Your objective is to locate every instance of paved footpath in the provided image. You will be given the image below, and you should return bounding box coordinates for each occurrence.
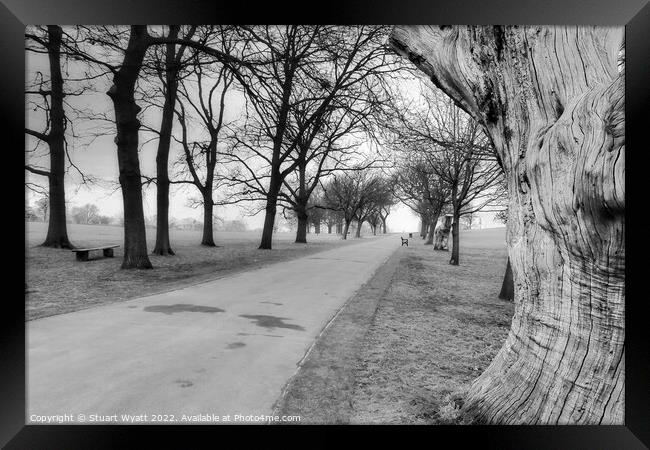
[27,235,398,424]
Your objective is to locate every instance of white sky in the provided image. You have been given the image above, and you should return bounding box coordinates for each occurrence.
[25,26,504,232]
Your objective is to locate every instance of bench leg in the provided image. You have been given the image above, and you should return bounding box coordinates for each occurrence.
[76,251,89,262]
[103,248,114,258]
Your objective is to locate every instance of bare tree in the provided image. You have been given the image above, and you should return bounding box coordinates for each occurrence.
[145,25,197,255]
[392,25,624,424]
[25,26,74,249]
[386,85,503,263]
[58,25,249,267]
[392,159,450,245]
[322,170,386,240]
[216,26,399,249]
[172,45,235,247]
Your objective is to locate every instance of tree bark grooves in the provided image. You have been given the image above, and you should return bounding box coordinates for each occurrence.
[107,26,153,269]
[391,26,624,424]
[41,26,73,249]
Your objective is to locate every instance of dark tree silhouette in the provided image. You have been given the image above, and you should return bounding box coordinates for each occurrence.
[149,25,197,255]
[25,26,74,249]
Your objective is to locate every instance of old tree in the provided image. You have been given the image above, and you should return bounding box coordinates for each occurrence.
[391,26,624,424]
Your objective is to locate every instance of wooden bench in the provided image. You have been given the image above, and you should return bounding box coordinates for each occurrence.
[401,237,409,247]
[71,245,119,261]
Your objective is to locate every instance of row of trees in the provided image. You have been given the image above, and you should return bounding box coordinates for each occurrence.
[25,26,404,269]
[385,82,505,265]
[25,25,505,272]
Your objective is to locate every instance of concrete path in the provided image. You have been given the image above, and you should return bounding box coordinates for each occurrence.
[27,235,398,424]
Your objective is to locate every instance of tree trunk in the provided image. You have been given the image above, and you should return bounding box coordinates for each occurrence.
[341,220,351,240]
[201,194,216,247]
[41,26,73,249]
[382,218,387,234]
[391,26,624,424]
[419,214,428,238]
[355,220,363,238]
[424,214,439,245]
[434,215,452,250]
[327,223,333,234]
[499,257,514,301]
[314,221,320,234]
[449,210,460,265]
[259,181,280,249]
[152,26,180,256]
[295,204,308,244]
[106,26,153,269]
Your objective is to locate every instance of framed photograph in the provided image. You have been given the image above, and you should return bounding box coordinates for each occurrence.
[4,0,648,447]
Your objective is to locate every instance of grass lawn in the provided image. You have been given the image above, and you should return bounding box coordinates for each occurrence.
[25,222,363,321]
[274,227,514,424]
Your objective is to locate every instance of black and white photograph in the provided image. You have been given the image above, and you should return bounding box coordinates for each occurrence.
[7,1,646,442]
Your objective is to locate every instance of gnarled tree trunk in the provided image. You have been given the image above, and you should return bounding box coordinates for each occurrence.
[391,26,624,424]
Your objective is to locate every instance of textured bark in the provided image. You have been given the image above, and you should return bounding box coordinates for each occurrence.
[355,220,363,238]
[40,26,73,249]
[107,26,153,269]
[391,26,624,424]
[434,215,452,250]
[381,218,387,234]
[499,257,515,301]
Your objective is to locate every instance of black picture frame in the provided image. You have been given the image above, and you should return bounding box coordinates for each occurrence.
[4,0,648,447]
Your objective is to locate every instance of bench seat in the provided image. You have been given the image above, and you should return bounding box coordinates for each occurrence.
[71,245,119,261]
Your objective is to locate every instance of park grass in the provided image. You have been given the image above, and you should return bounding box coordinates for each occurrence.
[25,222,362,321]
[274,227,514,424]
